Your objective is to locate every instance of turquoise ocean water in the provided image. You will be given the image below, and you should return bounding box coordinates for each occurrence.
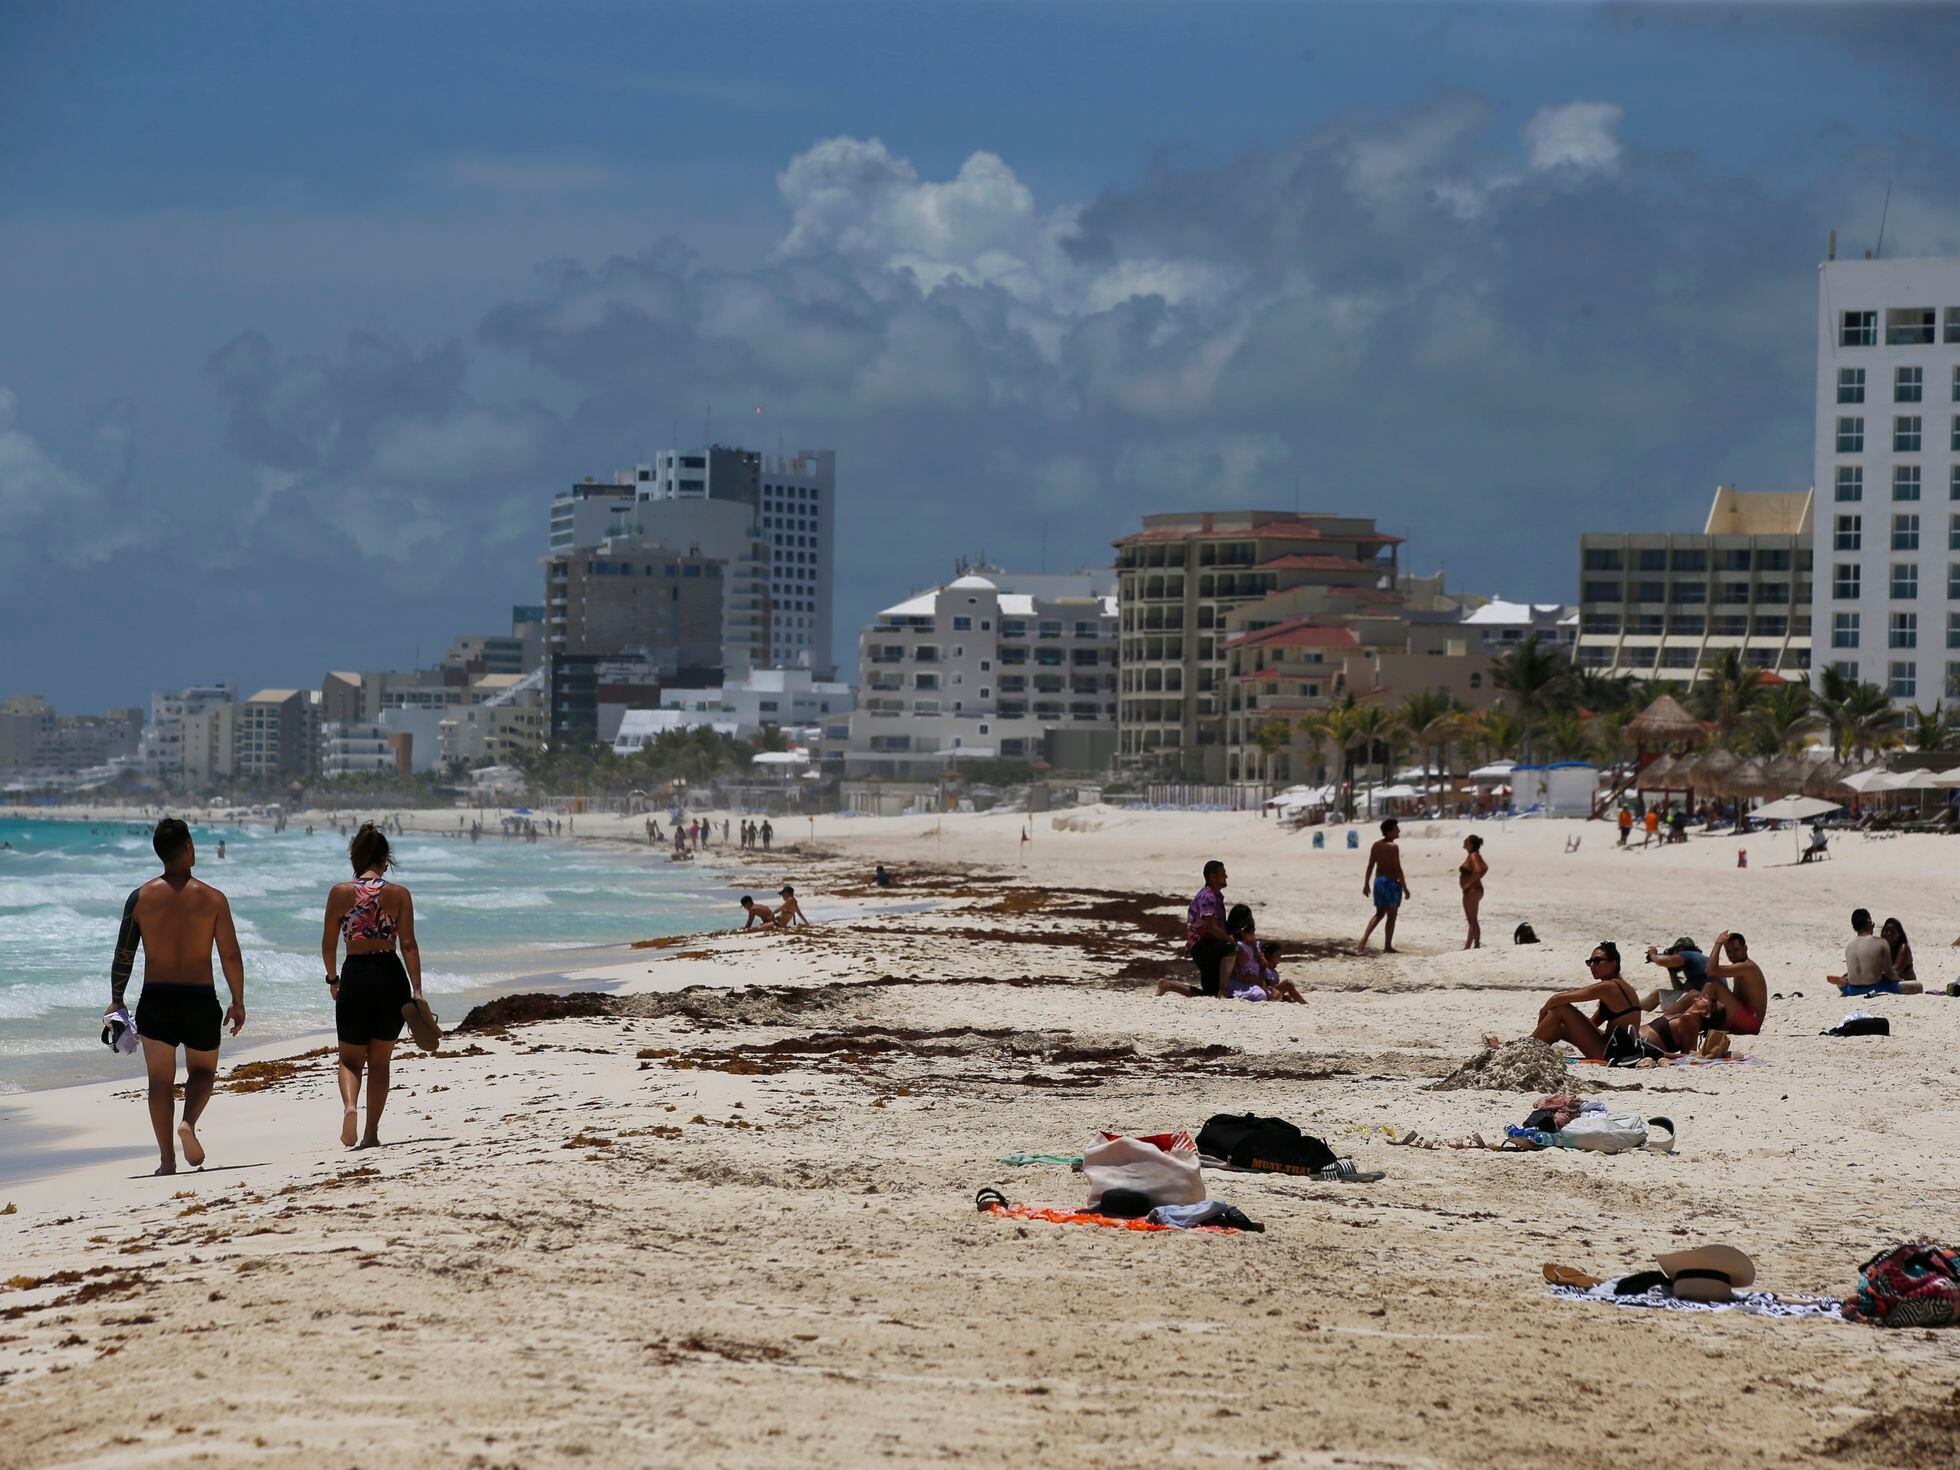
[0,817,726,1092]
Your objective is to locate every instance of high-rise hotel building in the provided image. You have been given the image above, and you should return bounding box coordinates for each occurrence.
[1812,257,1960,703]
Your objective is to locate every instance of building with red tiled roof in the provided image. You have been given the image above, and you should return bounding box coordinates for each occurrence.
[1114,509,1406,778]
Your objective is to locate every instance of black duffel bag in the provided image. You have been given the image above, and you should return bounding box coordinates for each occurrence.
[1196,1112,1337,1176]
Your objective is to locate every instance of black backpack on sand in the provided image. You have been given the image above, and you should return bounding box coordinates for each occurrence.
[1196,1112,1338,1176]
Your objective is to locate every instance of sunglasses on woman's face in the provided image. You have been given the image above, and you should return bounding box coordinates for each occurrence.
[1587,954,1610,965]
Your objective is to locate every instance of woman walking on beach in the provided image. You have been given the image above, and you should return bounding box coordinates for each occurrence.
[1458,834,1488,950]
[321,823,422,1149]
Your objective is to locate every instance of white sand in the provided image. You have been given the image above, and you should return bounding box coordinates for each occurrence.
[3,808,1958,1467]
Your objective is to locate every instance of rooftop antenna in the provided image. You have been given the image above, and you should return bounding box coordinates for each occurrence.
[1827,228,1836,262]
[1875,179,1892,260]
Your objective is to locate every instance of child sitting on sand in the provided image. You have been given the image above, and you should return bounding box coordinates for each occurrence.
[1222,905,1305,1003]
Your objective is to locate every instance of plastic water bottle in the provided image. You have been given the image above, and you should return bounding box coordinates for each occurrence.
[1737,848,1748,869]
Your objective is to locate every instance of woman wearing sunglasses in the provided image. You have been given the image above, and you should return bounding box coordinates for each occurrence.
[1526,942,1651,1060]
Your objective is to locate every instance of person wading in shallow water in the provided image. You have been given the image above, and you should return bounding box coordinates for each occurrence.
[322,823,423,1150]
[104,818,247,1175]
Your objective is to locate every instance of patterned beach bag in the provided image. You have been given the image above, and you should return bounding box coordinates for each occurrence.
[1843,1240,1960,1328]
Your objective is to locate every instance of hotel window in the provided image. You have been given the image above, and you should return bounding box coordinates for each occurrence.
[1888,308,1936,346]
[1660,648,1698,669]
[1890,661,1917,699]
[1838,367,1865,404]
[1582,548,1624,571]
[1837,417,1864,452]
[1891,563,1919,599]
[1954,364,1960,401]
[1834,564,1861,599]
[1841,310,1876,347]
[1893,514,1920,550]
[1951,563,1960,599]
[1633,580,1667,603]
[1670,614,1705,636]
[1895,415,1922,452]
[1890,612,1918,649]
[1952,414,1960,452]
[1583,580,1622,603]
[1951,513,1960,550]
[1835,466,1863,502]
[1834,515,1862,550]
[1896,366,1924,403]
[1671,581,1706,604]
[1832,612,1860,649]
[1954,464,1960,501]
[1671,548,1707,572]
[1951,613,1960,650]
[1833,659,1859,679]
[1717,581,1753,605]
[1895,465,1922,501]
[1754,616,1789,638]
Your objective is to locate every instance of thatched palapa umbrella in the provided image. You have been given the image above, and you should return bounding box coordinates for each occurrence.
[1626,694,1704,752]
[1636,753,1677,791]
[1692,748,1740,797]
[1724,757,1776,800]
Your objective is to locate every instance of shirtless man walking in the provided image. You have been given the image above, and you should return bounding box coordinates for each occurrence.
[1358,819,1410,954]
[103,818,246,1175]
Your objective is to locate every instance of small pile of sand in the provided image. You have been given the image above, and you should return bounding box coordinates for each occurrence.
[1428,1038,1578,1094]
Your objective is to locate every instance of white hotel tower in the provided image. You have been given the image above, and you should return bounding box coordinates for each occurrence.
[1812,255,1960,704]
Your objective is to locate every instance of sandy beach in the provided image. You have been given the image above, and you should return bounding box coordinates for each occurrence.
[4,806,1958,1467]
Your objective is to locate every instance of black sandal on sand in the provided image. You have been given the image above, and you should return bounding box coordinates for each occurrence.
[1313,1159,1385,1183]
[975,1188,1008,1212]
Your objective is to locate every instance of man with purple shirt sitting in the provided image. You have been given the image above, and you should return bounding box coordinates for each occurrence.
[1158,859,1234,998]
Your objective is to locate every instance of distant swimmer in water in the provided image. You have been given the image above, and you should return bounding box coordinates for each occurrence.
[739,895,776,930]
[217,840,226,860]
[104,818,247,1175]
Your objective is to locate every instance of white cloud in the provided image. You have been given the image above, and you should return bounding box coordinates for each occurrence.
[1524,102,1625,174]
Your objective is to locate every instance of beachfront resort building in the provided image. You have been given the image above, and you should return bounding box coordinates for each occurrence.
[234,689,315,782]
[137,682,236,779]
[1113,511,1407,779]
[838,567,1118,784]
[1576,486,1814,681]
[180,704,235,785]
[1807,254,1960,703]
[551,445,835,675]
[544,541,728,682]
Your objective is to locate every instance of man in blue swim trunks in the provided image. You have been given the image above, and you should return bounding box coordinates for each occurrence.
[1357,819,1409,954]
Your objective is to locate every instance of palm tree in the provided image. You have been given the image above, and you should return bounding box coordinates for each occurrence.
[1250,718,1293,781]
[1907,703,1950,754]
[1831,682,1903,763]
[1344,703,1398,812]
[1571,667,1636,716]
[1543,708,1593,761]
[1749,682,1819,756]
[1473,709,1524,763]
[1395,689,1461,809]
[1293,711,1335,785]
[1590,707,1632,772]
[1694,649,1764,750]
[1490,634,1570,760]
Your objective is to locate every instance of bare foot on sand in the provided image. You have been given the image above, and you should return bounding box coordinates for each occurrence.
[153,1162,176,1176]
[341,1107,359,1147]
[353,1136,383,1151]
[177,1121,205,1168]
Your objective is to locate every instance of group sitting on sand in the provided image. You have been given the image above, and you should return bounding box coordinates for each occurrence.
[1156,859,1304,1003]
[1502,931,1771,1065]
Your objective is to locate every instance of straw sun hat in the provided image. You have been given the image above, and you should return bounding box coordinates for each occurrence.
[1659,1245,1755,1302]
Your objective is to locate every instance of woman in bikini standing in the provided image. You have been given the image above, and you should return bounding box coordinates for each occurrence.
[321,823,423,1149]
[1458,834,1488,949]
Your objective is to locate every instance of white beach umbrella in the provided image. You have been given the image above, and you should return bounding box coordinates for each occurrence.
[1752,795,1841,822]
[1840,769,1894,793]
[1886,768,1947,790]
[1928,767,1960,788]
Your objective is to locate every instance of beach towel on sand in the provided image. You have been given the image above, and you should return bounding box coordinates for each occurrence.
[980,1202,1246,1236]
[1568,1054,1763,1069]
[1548,1278,1840,1320]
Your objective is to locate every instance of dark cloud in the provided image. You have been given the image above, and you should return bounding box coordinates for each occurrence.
[8,88,1960,707]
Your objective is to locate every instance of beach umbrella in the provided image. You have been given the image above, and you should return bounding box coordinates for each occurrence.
[1841,769,1893,793]
[1635,753,1676,791]
[1927,767,1960,788]
[1886,768,1947,790]
[1726,757,1777,799]
[1753,793,1843,859]
[1626,693,1705,750]
[1693,749,1740,796]
[1802,760,1856,798]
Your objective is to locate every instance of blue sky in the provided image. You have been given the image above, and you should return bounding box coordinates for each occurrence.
[4,1,1959,709]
